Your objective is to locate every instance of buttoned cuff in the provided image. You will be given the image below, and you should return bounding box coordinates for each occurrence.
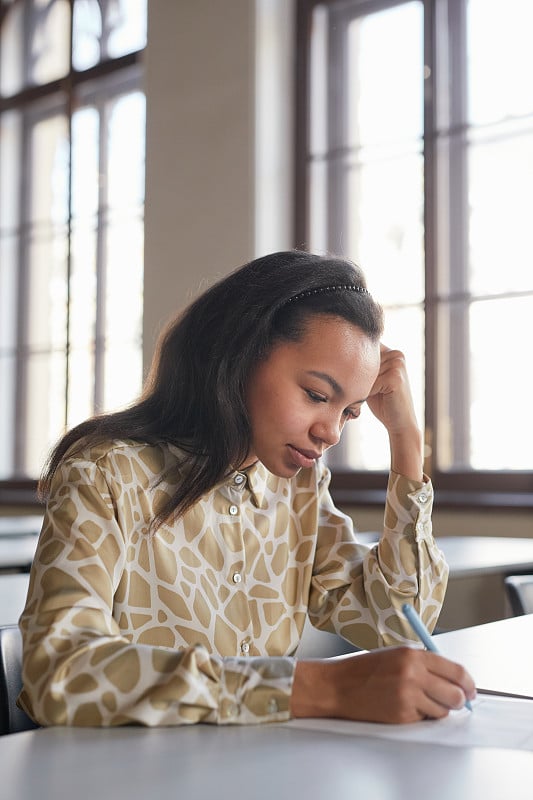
[384,471,434,537]
[217,656,295,725]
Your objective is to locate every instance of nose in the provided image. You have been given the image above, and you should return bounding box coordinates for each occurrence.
[310,414,343,448]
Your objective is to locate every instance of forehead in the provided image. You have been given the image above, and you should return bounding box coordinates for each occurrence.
[267,315,380,388]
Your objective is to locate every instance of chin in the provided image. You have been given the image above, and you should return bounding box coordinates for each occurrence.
[260,455,302,479]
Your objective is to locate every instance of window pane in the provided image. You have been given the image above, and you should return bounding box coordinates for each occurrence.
[71,106,100,218]
[30,114,69,225]
[72,0,103,71]
[27,114,69,350]
[69,226,97,349]
[347,2,423,148]
[0,1,24,96]
[30,0,71,86]
[27,232,69,350]
[0,235,18,352]
[70,105,98,358]
[72,0,147,69]
[105,217,143,347]
[107,91,146,210]
[467,0,533,126]
[103,90,145,410]
[468,122,533,295]
[308,160,328,254]
[67,346,95,429]
[347,148,424,305]
[0,354,15,478]
[24,350,67,476]
[0,112,22,230]
[106,0,147,59]
[470,297,533,469]
[103,342,143,412]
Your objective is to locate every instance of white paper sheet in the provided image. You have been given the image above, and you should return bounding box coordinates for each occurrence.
[284,694,533,751]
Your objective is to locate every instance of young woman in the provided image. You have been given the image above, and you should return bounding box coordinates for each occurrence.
[19,250,475,728]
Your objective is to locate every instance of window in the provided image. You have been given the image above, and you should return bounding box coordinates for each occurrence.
[0,0,146,502]
[296,0,533,506]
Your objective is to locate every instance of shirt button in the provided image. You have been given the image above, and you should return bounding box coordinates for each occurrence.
[241,641,250,655]
[234,474,245,485]
[418,492,428,503]
[224,702,238,718]
[229,504,239,516]
[232,572,242,584]
[267,698,279,714]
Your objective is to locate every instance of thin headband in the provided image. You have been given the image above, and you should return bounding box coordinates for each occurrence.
[286,284,370,304]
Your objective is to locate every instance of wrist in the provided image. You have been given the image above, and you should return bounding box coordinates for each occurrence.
[389,427,424,482]
[291,659,339,719]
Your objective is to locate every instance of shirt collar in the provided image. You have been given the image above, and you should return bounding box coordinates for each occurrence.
[166,442,271,510]
[236,460,270,509]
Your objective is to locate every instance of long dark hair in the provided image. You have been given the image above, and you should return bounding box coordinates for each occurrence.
[39,250,383,525]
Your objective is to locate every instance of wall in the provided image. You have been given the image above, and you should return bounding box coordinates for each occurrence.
[143,0,294,366]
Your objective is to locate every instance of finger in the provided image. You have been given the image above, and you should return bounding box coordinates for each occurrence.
[425,653,477,699]
[370,361,407,395]
[425,674,471,713]
[379,345,404,366]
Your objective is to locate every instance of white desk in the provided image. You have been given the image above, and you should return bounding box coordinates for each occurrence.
[0,716,532,800]
[1,617,533,799]
[437,613,533,698]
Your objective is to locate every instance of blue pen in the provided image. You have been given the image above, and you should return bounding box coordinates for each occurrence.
[401,603,473,712]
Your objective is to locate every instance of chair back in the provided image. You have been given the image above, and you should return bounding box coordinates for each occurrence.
[0,625,39,734]
[504,575,533,616]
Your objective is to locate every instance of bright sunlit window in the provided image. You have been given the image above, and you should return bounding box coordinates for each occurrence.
[0,0,146,486]
[298,0,533,503]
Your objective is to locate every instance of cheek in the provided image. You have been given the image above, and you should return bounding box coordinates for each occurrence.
[252,388,306,438]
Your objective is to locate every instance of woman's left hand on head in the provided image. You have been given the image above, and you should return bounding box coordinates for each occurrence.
[366,345,418,435]
[366,345,424,481]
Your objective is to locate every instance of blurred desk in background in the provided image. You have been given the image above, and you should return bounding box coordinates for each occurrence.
[0,573,30,625]
[0,516,43,574]
[358,533,533,630]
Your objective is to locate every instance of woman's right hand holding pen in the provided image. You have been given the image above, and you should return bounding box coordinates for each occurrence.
[290,647,477,724]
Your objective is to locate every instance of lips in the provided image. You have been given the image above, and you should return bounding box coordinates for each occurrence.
[287,445,321,469]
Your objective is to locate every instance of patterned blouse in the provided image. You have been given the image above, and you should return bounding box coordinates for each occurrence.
[19,439,448,727]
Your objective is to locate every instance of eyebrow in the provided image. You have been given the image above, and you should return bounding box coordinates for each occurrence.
[306,371,367,405]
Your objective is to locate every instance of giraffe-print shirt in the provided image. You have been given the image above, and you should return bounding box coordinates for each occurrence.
[19,439,448,727]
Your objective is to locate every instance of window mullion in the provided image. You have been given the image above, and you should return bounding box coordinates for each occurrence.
[93,99,108,412]
[423,0,438,478]
[324,6,351,468]
[326,7,349,256]
[13,109,32,476]
[446,0,470,468]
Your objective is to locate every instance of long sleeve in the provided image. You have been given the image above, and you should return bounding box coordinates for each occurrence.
[19,450,294,728]
[307,466,449,648]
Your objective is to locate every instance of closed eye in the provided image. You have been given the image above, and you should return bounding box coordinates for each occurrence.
[305,389,327,404]
[343,407,361,421]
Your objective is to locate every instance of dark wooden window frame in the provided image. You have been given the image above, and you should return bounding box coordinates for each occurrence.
[0,1,144,509]
[294,0,533,510]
